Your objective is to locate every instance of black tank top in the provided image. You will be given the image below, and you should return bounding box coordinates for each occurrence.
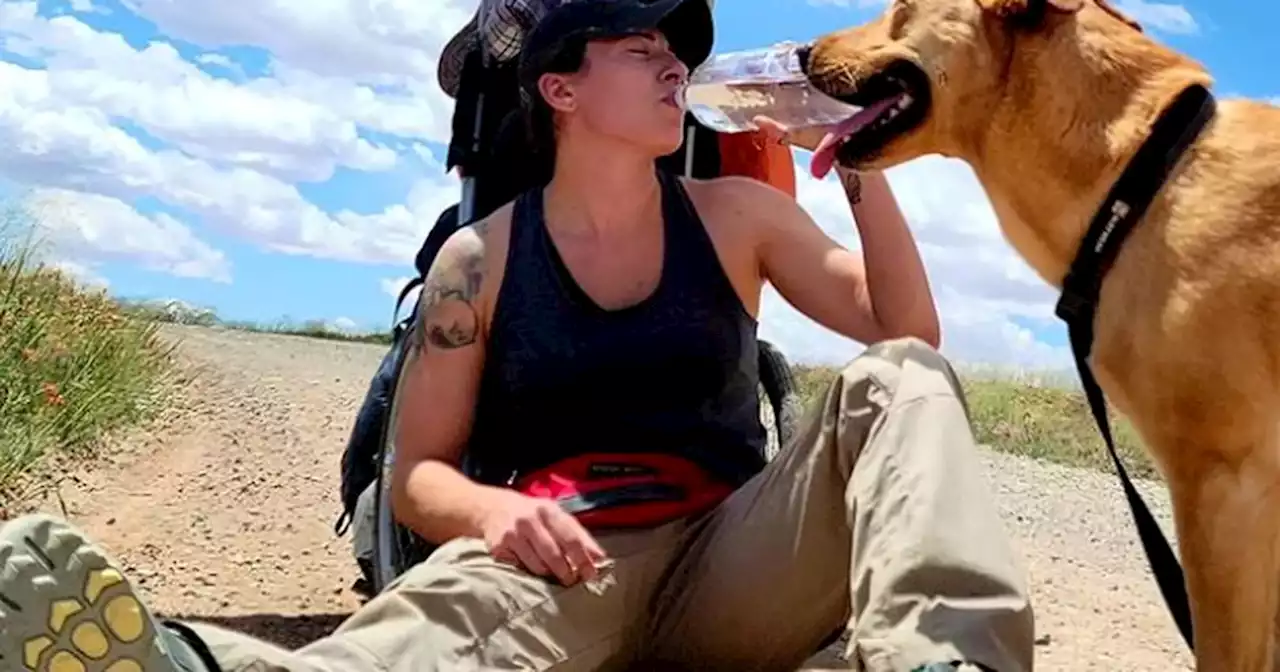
[465,170,768,489]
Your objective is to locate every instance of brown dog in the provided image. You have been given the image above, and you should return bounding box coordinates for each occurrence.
[800,0,1280,669]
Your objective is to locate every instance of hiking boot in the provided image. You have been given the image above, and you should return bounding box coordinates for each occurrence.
[0,513,215,672]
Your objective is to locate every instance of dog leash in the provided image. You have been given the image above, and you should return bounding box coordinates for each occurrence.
[1054,82,1216,651]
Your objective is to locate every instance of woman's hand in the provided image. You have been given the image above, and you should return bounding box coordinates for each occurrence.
[478,490,608,586]
[751,115,833,153]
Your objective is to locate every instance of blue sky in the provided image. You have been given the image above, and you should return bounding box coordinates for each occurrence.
[0,0,1271,369]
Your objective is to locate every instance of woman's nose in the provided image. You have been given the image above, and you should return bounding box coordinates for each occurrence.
[663,59,689,85]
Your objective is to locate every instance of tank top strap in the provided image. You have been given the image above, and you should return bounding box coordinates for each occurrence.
[656,169,715,263]
[654,170,752,320]
[656,169,695,232]
[510,184,545,255]
[487,184,560,348]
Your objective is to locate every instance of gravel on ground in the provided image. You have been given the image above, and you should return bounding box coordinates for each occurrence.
[19,324,1193,670]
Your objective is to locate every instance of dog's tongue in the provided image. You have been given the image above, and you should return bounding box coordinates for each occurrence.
[809,95,901,179]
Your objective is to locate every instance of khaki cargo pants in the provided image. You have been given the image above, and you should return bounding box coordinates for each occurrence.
[189,337,1036,671]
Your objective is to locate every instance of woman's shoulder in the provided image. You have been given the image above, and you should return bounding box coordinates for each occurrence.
[679,174,803,235]
[680,174,798,209]
[425,200,518,330]
[462,200,516,248]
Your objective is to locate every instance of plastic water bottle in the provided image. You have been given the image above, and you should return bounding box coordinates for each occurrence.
[680,41,861,134]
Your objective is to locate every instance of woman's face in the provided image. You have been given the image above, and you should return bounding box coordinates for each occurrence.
[541,30,690,156]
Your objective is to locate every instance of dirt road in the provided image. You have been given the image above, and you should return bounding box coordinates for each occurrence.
[20,324,1193,670]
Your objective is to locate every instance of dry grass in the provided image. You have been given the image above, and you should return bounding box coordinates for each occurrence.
[791,362,1157,480]
[0,205,175,503]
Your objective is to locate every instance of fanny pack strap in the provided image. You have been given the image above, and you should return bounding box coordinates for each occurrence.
[553,482,689,515]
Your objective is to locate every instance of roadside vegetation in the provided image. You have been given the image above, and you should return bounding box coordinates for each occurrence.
[791,362,1156,479]
[120,299,396,346]
[0,205,175,504]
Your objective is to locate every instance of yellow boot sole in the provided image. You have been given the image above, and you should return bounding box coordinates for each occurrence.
[0,514,183,672]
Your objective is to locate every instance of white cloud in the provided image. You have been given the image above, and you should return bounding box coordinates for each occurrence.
[380,276,413,298]
[51,259,109,289]
[115,0,468,142]
[22,187,232,283]
[1114,0,1198,35]
[196,52,233,68]
[121,0,472,89]
[0,0,1075,370]
[758,154,1071,370]
[332,167,463,264]
[380,276,422,325]
[0,60,460,268]
[0,3,401,181]
[329,316,360,334]
[0,0,469,272]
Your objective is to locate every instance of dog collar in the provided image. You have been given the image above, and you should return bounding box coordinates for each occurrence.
[1054,82,1216,652]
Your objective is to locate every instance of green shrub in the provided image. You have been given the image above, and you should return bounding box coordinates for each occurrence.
[0,205,175,501]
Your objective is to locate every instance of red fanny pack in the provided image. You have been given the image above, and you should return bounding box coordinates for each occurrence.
[513,453,733,529]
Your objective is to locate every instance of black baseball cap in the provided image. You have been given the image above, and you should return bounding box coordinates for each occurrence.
[517,0,714,94]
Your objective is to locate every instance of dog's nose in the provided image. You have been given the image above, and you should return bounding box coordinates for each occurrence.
[794,43,813,75]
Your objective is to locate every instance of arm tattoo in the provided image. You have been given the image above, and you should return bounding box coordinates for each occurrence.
[409,226,487,355]
[837,167,863,205]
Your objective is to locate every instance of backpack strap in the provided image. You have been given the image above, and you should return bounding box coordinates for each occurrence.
[392,275,425,339]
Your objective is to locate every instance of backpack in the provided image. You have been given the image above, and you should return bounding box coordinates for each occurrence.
[333,204,464,539]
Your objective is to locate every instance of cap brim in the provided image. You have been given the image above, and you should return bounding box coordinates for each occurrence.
[653,0,714,71]
[519,0,714,87]
[593,0,712,67]
[437,13,480,99]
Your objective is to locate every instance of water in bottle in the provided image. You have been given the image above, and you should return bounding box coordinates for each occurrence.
[680,41,861,134]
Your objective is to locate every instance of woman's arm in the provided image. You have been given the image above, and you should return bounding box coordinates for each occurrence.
[738,173,940,349]
[831,165,940,346]
[390,210,606,584]
[391,219,505,544]
[737,115,940,348]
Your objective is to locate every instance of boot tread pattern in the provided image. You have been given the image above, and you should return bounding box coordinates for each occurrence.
[0,515,177,672]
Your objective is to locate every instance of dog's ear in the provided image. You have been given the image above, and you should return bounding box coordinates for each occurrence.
[975,0,1085,25]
